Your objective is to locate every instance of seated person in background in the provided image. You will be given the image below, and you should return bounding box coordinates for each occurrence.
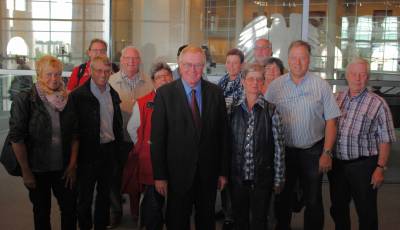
[230,63,285,230]
[125,62,174,230]
[10,55,78,230]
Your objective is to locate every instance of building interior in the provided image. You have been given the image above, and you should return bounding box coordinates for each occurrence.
[0,0,399,229]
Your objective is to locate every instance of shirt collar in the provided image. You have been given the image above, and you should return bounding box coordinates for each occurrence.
[181,78,201,95]
[346,87,368,100]
[286,71,310,85]
[90,78,110,95]
[240,94,265,112]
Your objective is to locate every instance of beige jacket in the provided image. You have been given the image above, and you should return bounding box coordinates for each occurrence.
[109,71,153,142]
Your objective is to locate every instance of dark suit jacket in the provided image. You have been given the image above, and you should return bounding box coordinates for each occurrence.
[150,79,229,193]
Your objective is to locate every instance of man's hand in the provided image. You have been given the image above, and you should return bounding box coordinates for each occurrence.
[371,168,385,189]
[274,184,284,194]
[319,153,332,173]
[218,176,227,191]
[22,170,36,189]
[155,180,168,197]
[63,165,77,189]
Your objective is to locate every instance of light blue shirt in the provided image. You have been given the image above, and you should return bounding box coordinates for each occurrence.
[265,72,340,149]
[90,79,115,144]
[181,78,202,115]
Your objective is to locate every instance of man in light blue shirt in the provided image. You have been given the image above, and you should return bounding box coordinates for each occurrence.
[266,40,340,230]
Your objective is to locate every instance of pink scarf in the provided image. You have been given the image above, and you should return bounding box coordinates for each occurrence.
[36,84,68,111]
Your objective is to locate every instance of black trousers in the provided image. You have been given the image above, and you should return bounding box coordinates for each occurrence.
[141,185,165,230]
[28,171,77,230]
[328,156,378,230]
[275,140,324,230]
[109,141,132,219]
[77,142,117,230]
[231,181,272,230]
[166,171,217,230]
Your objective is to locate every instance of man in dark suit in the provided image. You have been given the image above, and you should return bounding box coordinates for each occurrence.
[151,45,229,229]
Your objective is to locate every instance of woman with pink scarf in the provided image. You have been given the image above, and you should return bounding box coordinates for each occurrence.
[9,55,79,230]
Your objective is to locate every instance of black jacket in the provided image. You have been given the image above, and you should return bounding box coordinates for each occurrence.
[9,85,77,171]
[69,80,123,165]
[230,99,275,188]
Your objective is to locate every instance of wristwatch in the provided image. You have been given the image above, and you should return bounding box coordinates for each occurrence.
[323,149,333,158]
[377,164,388,171]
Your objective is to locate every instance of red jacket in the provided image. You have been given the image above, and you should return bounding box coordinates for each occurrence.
[135,91,156,185]
[67,61,91,91]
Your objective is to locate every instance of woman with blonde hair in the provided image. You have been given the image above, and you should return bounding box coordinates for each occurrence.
[9,55,79,230]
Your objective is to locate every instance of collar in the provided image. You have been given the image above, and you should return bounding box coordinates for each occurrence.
[181,78,201,95]
[90,78,110,94]
[240,94,265,112]
[345,87,368,101]
[286,71,310,85]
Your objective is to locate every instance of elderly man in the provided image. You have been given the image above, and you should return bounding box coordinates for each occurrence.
[266,40,341,230]
[67,38,118,92]
[328,58,396,230]
[107,46,153,227]
[253,38,272,65]
[151,45,229,229]
[70,56,123,230]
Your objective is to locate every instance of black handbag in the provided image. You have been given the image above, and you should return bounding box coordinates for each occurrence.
[0,134,22,176]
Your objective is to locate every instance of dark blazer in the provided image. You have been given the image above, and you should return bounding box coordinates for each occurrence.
[69,79,123,165]
[151,79,229,193]
[9,86,77,171]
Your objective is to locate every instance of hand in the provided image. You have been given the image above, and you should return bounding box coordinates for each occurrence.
[274,184,284,194]
[155,180,168,197]
[218,176,227,191]
[319,153,332,173]
[22,170,36,189]
[371,168,385,189]
[63,165,77,189]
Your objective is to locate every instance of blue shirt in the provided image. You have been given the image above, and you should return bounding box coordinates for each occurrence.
[181,78,202,114]
[266,72,341,148]
[90,79,115,143]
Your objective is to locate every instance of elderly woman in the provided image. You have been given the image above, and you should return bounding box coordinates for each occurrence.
[125,62,173,230]
[229,63,285,230]
[260,57,284,96]
[9,55,78,230]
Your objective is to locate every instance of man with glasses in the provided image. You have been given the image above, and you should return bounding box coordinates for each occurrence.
[151,45,229,229]
[70,56,123,230]
[67,38,118,92]
[107,46,153,228]
[253,38,273,65]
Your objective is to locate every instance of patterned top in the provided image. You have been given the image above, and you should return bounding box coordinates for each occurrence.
[239,95,286,186]
[218,73,243,114]
[241,102,255,181]
[265,72,341,149]
[335,88,396,160]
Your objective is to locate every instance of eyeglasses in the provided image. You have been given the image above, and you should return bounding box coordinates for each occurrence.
[181,62,204,70]
[245,76,264,83]
[90,48,107,54]
[154,74,171,80]
[254,45,272,50]
[92,68,111,75]
[122,56,140,61]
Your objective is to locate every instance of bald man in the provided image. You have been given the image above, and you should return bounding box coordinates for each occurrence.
[253,38,272,65]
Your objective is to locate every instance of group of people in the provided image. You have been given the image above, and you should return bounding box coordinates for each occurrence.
[8,37,395,230]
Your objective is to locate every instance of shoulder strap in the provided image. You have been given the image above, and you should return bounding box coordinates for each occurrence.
[77,63,87,83]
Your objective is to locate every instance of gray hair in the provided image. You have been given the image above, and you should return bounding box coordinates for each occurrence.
[346,57,370,77]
